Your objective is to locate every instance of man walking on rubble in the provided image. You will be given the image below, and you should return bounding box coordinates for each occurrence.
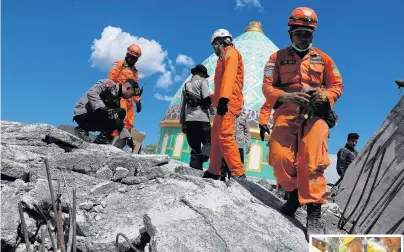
[180,64,213,170]
[262,7,343,236]
[73,78,141,148]
[220,108,252,181]
[108,44,144,145]
[202,28,246,180]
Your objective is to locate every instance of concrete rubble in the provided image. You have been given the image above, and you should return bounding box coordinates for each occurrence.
[1,120,344,252]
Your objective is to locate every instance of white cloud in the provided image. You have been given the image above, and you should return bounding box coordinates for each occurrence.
[156,71,173,89]
[154,93,173,102]
[90,26,193,92]
[235,0,263,11]
[175,54,195,67]
[89,26,167,78]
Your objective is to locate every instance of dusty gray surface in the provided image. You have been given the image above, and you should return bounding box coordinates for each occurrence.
[335,96,404,234]
[1,120,349,251]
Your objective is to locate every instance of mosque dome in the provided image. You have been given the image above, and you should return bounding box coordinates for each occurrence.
[157,22,279,180]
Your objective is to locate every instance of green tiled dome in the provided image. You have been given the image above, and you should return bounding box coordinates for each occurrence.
[161,22,279,129]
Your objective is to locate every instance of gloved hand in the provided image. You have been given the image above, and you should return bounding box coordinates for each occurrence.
[126,137,135,151]
[216,98,229,116]
[136,102,142,113]
[308,88,329,109]
[259,124,270,141]
[99,107,118,120]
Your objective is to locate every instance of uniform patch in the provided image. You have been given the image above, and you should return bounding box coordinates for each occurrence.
[266,61,275,67]
[265,67,273,77]
[105,79,116,87]
[332,64,341,77]
[225,50,231,59]
[310,56,325,65]
[280,60,296,65]
[112,62,117,70]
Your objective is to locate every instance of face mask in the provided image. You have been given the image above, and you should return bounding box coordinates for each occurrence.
[292,43,312,52]
[125,55,138,66]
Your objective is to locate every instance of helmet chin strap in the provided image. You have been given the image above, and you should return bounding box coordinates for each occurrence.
[292,43,312,52]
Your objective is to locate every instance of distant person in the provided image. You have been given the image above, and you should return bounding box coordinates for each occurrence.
[73,78,140,149]
[108,44,143,143]
[340,237,387,252]
[179,64,213,170]
[220,108,252,181]
[336,133,359,178]
[381,237,401,252]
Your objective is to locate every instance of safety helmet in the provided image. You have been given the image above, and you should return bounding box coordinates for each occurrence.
[288,7,318,29]
[342,237,357,246]
[210,29,232,44]
[127,44,142,57]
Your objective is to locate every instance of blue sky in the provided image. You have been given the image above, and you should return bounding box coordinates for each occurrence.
[2,0,403,154]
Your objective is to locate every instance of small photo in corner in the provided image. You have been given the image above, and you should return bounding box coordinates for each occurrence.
[310,235,403,252]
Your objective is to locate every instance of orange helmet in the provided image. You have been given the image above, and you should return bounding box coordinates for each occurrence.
[288,7,318,29]
[127,44,142,57]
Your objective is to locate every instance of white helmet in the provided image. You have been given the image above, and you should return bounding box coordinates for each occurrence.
[210,29,232,44]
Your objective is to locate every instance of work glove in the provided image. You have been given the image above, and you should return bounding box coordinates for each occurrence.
[259,124,270,141]
[216,98,229,116]
[308,88,329,110]
[100,107,119,120]
[136,102,142,113]
[125,137,135,151]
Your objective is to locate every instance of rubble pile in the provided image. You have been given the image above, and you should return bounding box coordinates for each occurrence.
[1,120,342,252]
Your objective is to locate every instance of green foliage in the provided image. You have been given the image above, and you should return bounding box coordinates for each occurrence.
[143,144,157,154]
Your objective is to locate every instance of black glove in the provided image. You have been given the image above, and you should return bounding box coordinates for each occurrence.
[259,124,270,141]
[126,137,135,151]
[217,98,229,116]
[99,107,118,120]
[136,102,142,113]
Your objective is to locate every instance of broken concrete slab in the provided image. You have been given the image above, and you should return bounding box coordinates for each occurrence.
[335,96,404,234]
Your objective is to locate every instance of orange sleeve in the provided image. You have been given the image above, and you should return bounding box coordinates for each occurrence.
[322,54,344,108]
[133,96,141,103]
[219,47,239,99]
[262,52,284,108]
[259,101,272,125]
[108,61,120,82]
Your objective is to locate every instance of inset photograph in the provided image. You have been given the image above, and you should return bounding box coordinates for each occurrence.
[311,235,403,252]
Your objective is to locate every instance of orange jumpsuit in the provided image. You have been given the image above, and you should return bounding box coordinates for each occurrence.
[262,46,343,204]
[207,46,245,177]
[259,100,273,126]
[108,60,141,136]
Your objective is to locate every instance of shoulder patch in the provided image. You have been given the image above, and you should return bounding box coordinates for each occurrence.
[225,50,231,59]
[264,66,273,77]
[310,55,325,65]
[331,64,341,77]
[111,62,118,70]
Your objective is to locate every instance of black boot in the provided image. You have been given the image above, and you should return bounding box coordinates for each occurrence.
[306,203,325,237]
[232,174,247,181]
[74,126,90,142]
[202,171,220,180]
[94,131,112,144]
[281,189,300,217]
[190,155,204,170]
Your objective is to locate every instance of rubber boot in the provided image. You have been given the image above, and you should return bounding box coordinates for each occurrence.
[94,131,112,144]
[202,171,220,180]
[281,189,300,217]
[74,126,90,142]
[306,203,325,237]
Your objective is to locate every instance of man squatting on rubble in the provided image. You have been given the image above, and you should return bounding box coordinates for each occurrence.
[262,7,343,236]
[108,44,144,146]
[180,64,214,170]
[202,28,247,180]
[220,108,252,181]
[73,78,142,149]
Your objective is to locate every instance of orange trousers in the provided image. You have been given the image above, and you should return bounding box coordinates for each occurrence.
[112,97,135,137]
[267,114,330,204]
[206,107,245,177]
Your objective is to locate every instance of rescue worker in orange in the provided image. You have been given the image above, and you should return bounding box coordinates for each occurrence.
[262,7,343,235]
[202,29,246,180]
[108,44,143,143]
[258,100,273,141]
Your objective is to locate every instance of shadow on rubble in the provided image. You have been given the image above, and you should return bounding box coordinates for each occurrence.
[231,179,307,234]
